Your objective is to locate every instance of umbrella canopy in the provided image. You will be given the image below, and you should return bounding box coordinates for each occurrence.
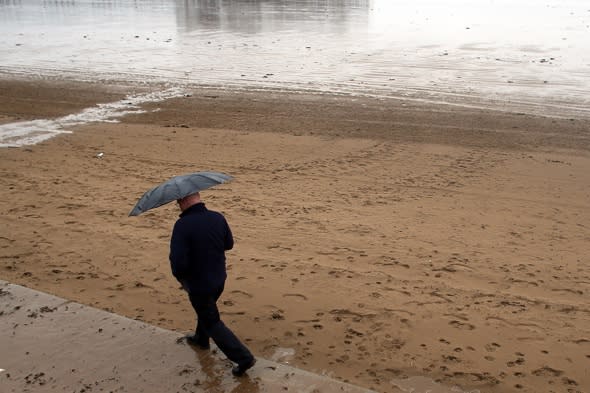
[129,171,232,216]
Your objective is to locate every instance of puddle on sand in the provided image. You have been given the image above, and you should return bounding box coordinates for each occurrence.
[392,376,481,393]
[0,88,186,147]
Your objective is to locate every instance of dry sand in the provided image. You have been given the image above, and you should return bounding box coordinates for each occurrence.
[1,79,589,393]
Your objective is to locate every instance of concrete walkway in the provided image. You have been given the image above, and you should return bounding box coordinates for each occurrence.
[0,280,378,393]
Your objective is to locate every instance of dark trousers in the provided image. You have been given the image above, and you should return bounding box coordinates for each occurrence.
[188,285,253,365]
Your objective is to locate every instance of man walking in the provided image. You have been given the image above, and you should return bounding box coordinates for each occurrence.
[169,192,256,376]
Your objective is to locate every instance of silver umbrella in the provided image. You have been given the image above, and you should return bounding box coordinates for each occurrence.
[129,171,232,216]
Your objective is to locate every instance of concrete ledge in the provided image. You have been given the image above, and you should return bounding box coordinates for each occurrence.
[0,280,377,393]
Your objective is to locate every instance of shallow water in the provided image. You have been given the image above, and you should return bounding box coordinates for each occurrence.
[0,88,187,147]
[1,0,589,118]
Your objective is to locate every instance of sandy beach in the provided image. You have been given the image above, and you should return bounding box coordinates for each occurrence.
[1,79,589,392]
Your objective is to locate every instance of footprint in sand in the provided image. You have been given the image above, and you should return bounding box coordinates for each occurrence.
[506,356,525,367]
[531,366,563,377]
[230,289,253,298]
[561,377,579,387]
[346,328,364,338]
[442,355,461,363]
[449,320,475,330]
[282,293,308,301]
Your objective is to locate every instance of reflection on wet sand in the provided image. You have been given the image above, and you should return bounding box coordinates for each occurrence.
[176,0,368,34]
[191,347,261,393]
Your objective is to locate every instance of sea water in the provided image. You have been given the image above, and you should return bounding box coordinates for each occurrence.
[0,0,589,145]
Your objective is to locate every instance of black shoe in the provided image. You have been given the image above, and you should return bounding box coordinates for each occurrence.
[185,334,210,350]
[232,357,256,377]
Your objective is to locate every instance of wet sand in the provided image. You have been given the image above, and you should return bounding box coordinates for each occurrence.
[1,79,589,393]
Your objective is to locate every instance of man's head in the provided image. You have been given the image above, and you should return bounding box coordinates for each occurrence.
[177,192,201,211]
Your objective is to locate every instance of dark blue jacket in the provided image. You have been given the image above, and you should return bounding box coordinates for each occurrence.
[169,203,233,294]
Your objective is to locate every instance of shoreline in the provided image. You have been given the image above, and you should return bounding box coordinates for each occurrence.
[2,77,590,152]
[1,78,589,392]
